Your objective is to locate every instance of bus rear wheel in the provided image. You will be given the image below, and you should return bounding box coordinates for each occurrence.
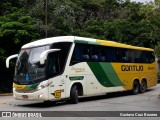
[132,80,140,95]
[70,85,78,104]
[140,80,147,93]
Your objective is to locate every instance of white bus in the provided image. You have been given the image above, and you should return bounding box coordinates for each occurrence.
[6,36,157,104]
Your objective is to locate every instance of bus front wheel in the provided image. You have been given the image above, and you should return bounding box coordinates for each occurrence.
[132,80,140,95]
[70,85,78,104]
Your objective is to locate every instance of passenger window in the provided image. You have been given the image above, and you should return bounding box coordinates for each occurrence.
[147,52,155,63]
[82,47,90,61]
[106,47,117,62]
[91,47,99,61]
[70,43,155,64]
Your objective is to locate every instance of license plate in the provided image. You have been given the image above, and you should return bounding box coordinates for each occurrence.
[22,95,28,99]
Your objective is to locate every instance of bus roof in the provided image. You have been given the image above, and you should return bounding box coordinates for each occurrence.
[96,40,154,51]
[22,36,153,51]
[22,36,95,49]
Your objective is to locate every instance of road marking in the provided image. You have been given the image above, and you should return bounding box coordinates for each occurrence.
[0,93,13,96]
[0,101,6,104]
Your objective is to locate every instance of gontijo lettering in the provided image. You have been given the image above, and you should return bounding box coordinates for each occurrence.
[121,65,143,71]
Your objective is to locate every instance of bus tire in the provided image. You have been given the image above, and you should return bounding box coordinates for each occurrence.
[132,80,139,95]
[140,80,147,93]
[70,85,78,104]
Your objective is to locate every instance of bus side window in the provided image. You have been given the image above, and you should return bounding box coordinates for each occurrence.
[99,48,106,62]
[116,48,126,62]
[91,46,99,61]
[134,50,155,63]
[126,49,134,63]
[70,44,82,65]
[82,46,90,61]
[106,47,117,62]
[133,50,140,63]
[147,52,155,63]
[139,51,147,63]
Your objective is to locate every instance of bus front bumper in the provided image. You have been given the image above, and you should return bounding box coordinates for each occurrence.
[13,88,49,101]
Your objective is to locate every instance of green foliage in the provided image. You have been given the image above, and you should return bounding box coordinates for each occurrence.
[0,48,6,61]
[155,43,160,57]
[0,10,40,51]
[0,0,160,59]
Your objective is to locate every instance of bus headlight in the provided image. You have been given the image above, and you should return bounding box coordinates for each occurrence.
[13,94,16,98]
[38,94,43,98]
[37,82,52,91]
[13,87,16,91]
[37,85,45,91]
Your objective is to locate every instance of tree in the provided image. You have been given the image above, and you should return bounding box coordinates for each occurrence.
[0,10,39,57]
[0,1,40,93]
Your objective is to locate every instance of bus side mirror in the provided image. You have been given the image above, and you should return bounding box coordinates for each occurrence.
[6,54,18,68]
[40,49,61,65]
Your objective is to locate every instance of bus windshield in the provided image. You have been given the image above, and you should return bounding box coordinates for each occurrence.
[14,42,72,85]
[14,45,49,84]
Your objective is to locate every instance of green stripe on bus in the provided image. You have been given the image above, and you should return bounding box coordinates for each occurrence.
[74,40,88,44]
[99,63,124,86]
[87,62,114,87]
[74,40,100,45]
[25,83,40,89]
[88,41,101,45]
[69,76,84,81]
[87,62,124,87]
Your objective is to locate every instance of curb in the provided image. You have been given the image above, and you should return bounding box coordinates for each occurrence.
[0,93,13,96]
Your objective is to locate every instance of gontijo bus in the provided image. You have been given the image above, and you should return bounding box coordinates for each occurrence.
[6,36,157,103]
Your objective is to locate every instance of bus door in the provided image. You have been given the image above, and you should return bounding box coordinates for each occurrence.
[59,75,66,98]
[47,52,65,99]
[49,75,66,99]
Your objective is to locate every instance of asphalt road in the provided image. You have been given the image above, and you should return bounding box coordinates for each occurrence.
[0,84,160,120]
